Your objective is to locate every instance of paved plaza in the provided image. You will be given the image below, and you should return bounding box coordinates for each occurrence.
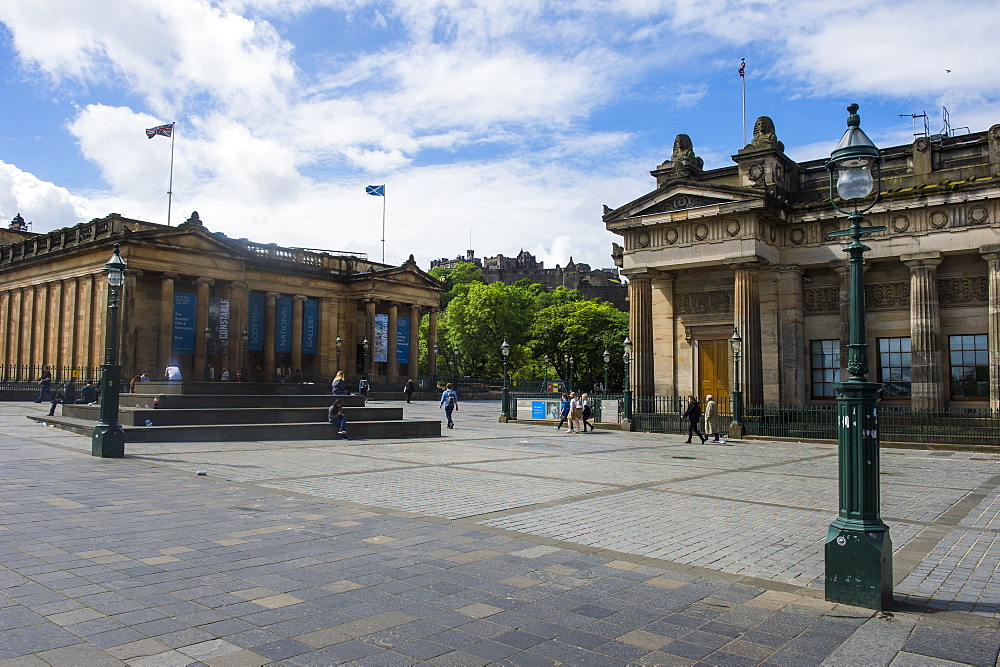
[2,400,1000,665]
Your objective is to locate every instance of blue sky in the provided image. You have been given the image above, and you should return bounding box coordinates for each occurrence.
[0,0,997,271]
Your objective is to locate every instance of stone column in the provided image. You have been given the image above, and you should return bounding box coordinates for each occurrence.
[651,274,675,397]
[981,246,1000,411]
[159,273,179,368]
[121,270,141,373]
[429,308,439,381]
[902,253,944,410]
[22,285,35,370]
[10,289,23,373]
[291,295,307,374]
[0,290,9,373]
[365,298,377,377]
[193,278,214,379]
[409,304,421,380]
[775,266,806,405]
[79,275,94,369]
[729,259,764,406]
[34,283,49,371]
[628,273,655,398]
[264,292,279,377]
[228,282,247,375]
[387,302,399,374]
[62,278,78,372]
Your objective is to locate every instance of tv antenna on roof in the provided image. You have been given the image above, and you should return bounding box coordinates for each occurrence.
[899,111,929,139]
[941,106,970,137]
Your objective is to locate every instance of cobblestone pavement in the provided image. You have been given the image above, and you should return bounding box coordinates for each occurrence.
[2,400,1000,665]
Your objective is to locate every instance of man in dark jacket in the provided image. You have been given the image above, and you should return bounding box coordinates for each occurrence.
[47,381,77,416]
[682,395,707,444]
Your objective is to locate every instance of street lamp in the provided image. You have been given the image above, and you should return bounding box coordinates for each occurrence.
[568,355,574,393]
[241,327,249,380]
[92,243,127,458]
[603,349,610,395]
[500,339,511,420]
[203,326,212,381]
[729,328,744,439]
[622,337,633,427]
[335,332,342,370]
[823,103,891,610]
[362,337,369,380]
[453,344,460,389]
[432,343,439,389]
[543,353,550,392]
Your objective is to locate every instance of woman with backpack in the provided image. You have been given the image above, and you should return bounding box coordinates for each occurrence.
[439,383,459,429]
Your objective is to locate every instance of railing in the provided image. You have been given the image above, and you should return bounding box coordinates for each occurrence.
[0,365,143,395]
[507,391,624,423]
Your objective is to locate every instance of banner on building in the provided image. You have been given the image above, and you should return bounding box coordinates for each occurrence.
[208,297,230,356]
[172,292,196,355]
[303,299,318,354]
[276,296,292,354]
[374,313,389,362]
[247,291,264,351]
[396,316,410,364]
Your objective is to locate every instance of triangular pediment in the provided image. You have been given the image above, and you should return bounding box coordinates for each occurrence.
[358,264,446,292]
[127,224,252,256]
[632,192,735,217]
[605,183,765,224]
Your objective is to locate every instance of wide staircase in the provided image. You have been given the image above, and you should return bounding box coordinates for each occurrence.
[32,382,441,442]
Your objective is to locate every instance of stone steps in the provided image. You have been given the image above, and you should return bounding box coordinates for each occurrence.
[63,404,402,426]
[120,394,366,409]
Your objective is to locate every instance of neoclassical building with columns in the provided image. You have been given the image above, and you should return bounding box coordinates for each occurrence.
[605,116,1000,411]
[0,211,444,381]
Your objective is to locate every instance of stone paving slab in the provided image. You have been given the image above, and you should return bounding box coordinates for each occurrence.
[4,400,1000,665]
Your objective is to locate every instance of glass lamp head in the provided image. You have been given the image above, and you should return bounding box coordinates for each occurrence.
[730,328,742,356]
[105,243,127,287]
[828,103,880,201]
[501,339,510,357]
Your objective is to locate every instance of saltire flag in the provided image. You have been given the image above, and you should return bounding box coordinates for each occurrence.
[738,58,745,78]
[365,184,385,197]
[146,123,174,139]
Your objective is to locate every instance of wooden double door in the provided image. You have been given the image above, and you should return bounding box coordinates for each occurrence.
[698,339,730,401]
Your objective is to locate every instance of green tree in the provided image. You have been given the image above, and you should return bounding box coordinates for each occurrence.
[442,282,538,377]
[428,262,484,308]
[529,300,629,390]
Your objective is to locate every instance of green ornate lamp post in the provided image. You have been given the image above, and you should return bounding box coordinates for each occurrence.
[622,337,633,425]
[362,337,369,380]
[203,326,213,381]
[241,327,249,378]
[603,349,610,395]
[568,355,574,393]
[824,103,892,610]
[729,328,745,439]
[92,243,127,458]
[500,339,511,419]
[453,345,460,389]
[432,343,439,389]
[543,353,550,391]
[336,332,342,370]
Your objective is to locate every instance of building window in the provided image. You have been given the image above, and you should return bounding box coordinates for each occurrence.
[810,340,840,398]
[950,334,989,398]
[878,337,911,397]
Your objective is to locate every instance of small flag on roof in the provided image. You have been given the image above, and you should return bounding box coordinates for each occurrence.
[365,184,385,197]
[738,58,745,78]
[146,123,174,139]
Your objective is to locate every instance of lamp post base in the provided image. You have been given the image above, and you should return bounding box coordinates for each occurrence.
[728,421,745,439]
[825,525,892,609]
[92,423,126,458]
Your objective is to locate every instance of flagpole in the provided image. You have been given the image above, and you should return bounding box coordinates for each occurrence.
[167,122,176,226]
[740,59,747,147]
[381,189,386,263]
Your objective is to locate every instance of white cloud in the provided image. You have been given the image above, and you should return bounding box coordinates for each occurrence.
[0,162,88,228]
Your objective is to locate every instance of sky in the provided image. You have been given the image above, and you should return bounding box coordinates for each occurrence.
[0,0,998,272]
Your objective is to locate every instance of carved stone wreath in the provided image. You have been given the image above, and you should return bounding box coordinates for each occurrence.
[789,228,805,245]
[929,211,948,229]
[694,224,709,241]
[969,206,989,224]
[665,228,678,244]
[891,215,910,233]
[725,219,740,237]
[636,231,650,248]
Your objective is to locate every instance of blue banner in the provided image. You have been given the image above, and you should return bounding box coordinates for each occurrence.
[172,292,196,355]
[396,316,410,364]
[374,314,388,362]
[248,291,264,351]
[302,299,318,354]
[276,296,292,353]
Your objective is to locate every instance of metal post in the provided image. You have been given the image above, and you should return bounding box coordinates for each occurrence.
[622,337,633,429]
[92,244,126,458]
[241,327,248,379]
[336,332,342,372]
[500,339,510,420]
[730,328,745,439]
[203,326,212,381]
[824,103,892,610]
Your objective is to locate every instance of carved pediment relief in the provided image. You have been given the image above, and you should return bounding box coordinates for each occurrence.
[631,193,735,218]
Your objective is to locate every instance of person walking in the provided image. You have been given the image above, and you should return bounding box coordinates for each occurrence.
[358,377,369,399]
[328,399,348,439]
[440,382,458,429]
[683,395,707,444]
[220,367,230,382]
[704,394,724,443]
[581,393,594,433]
[403,378,416,404]
[554,393,570,430]
[34,366,54,403]
[566,392,583,434]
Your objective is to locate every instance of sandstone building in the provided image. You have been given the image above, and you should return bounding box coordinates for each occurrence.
[0,212,444,381]
[431,249,627,309]
[605,115,1000,410]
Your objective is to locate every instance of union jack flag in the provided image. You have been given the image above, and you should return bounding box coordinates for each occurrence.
[738,58,745,78]
[146,123,174,139]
